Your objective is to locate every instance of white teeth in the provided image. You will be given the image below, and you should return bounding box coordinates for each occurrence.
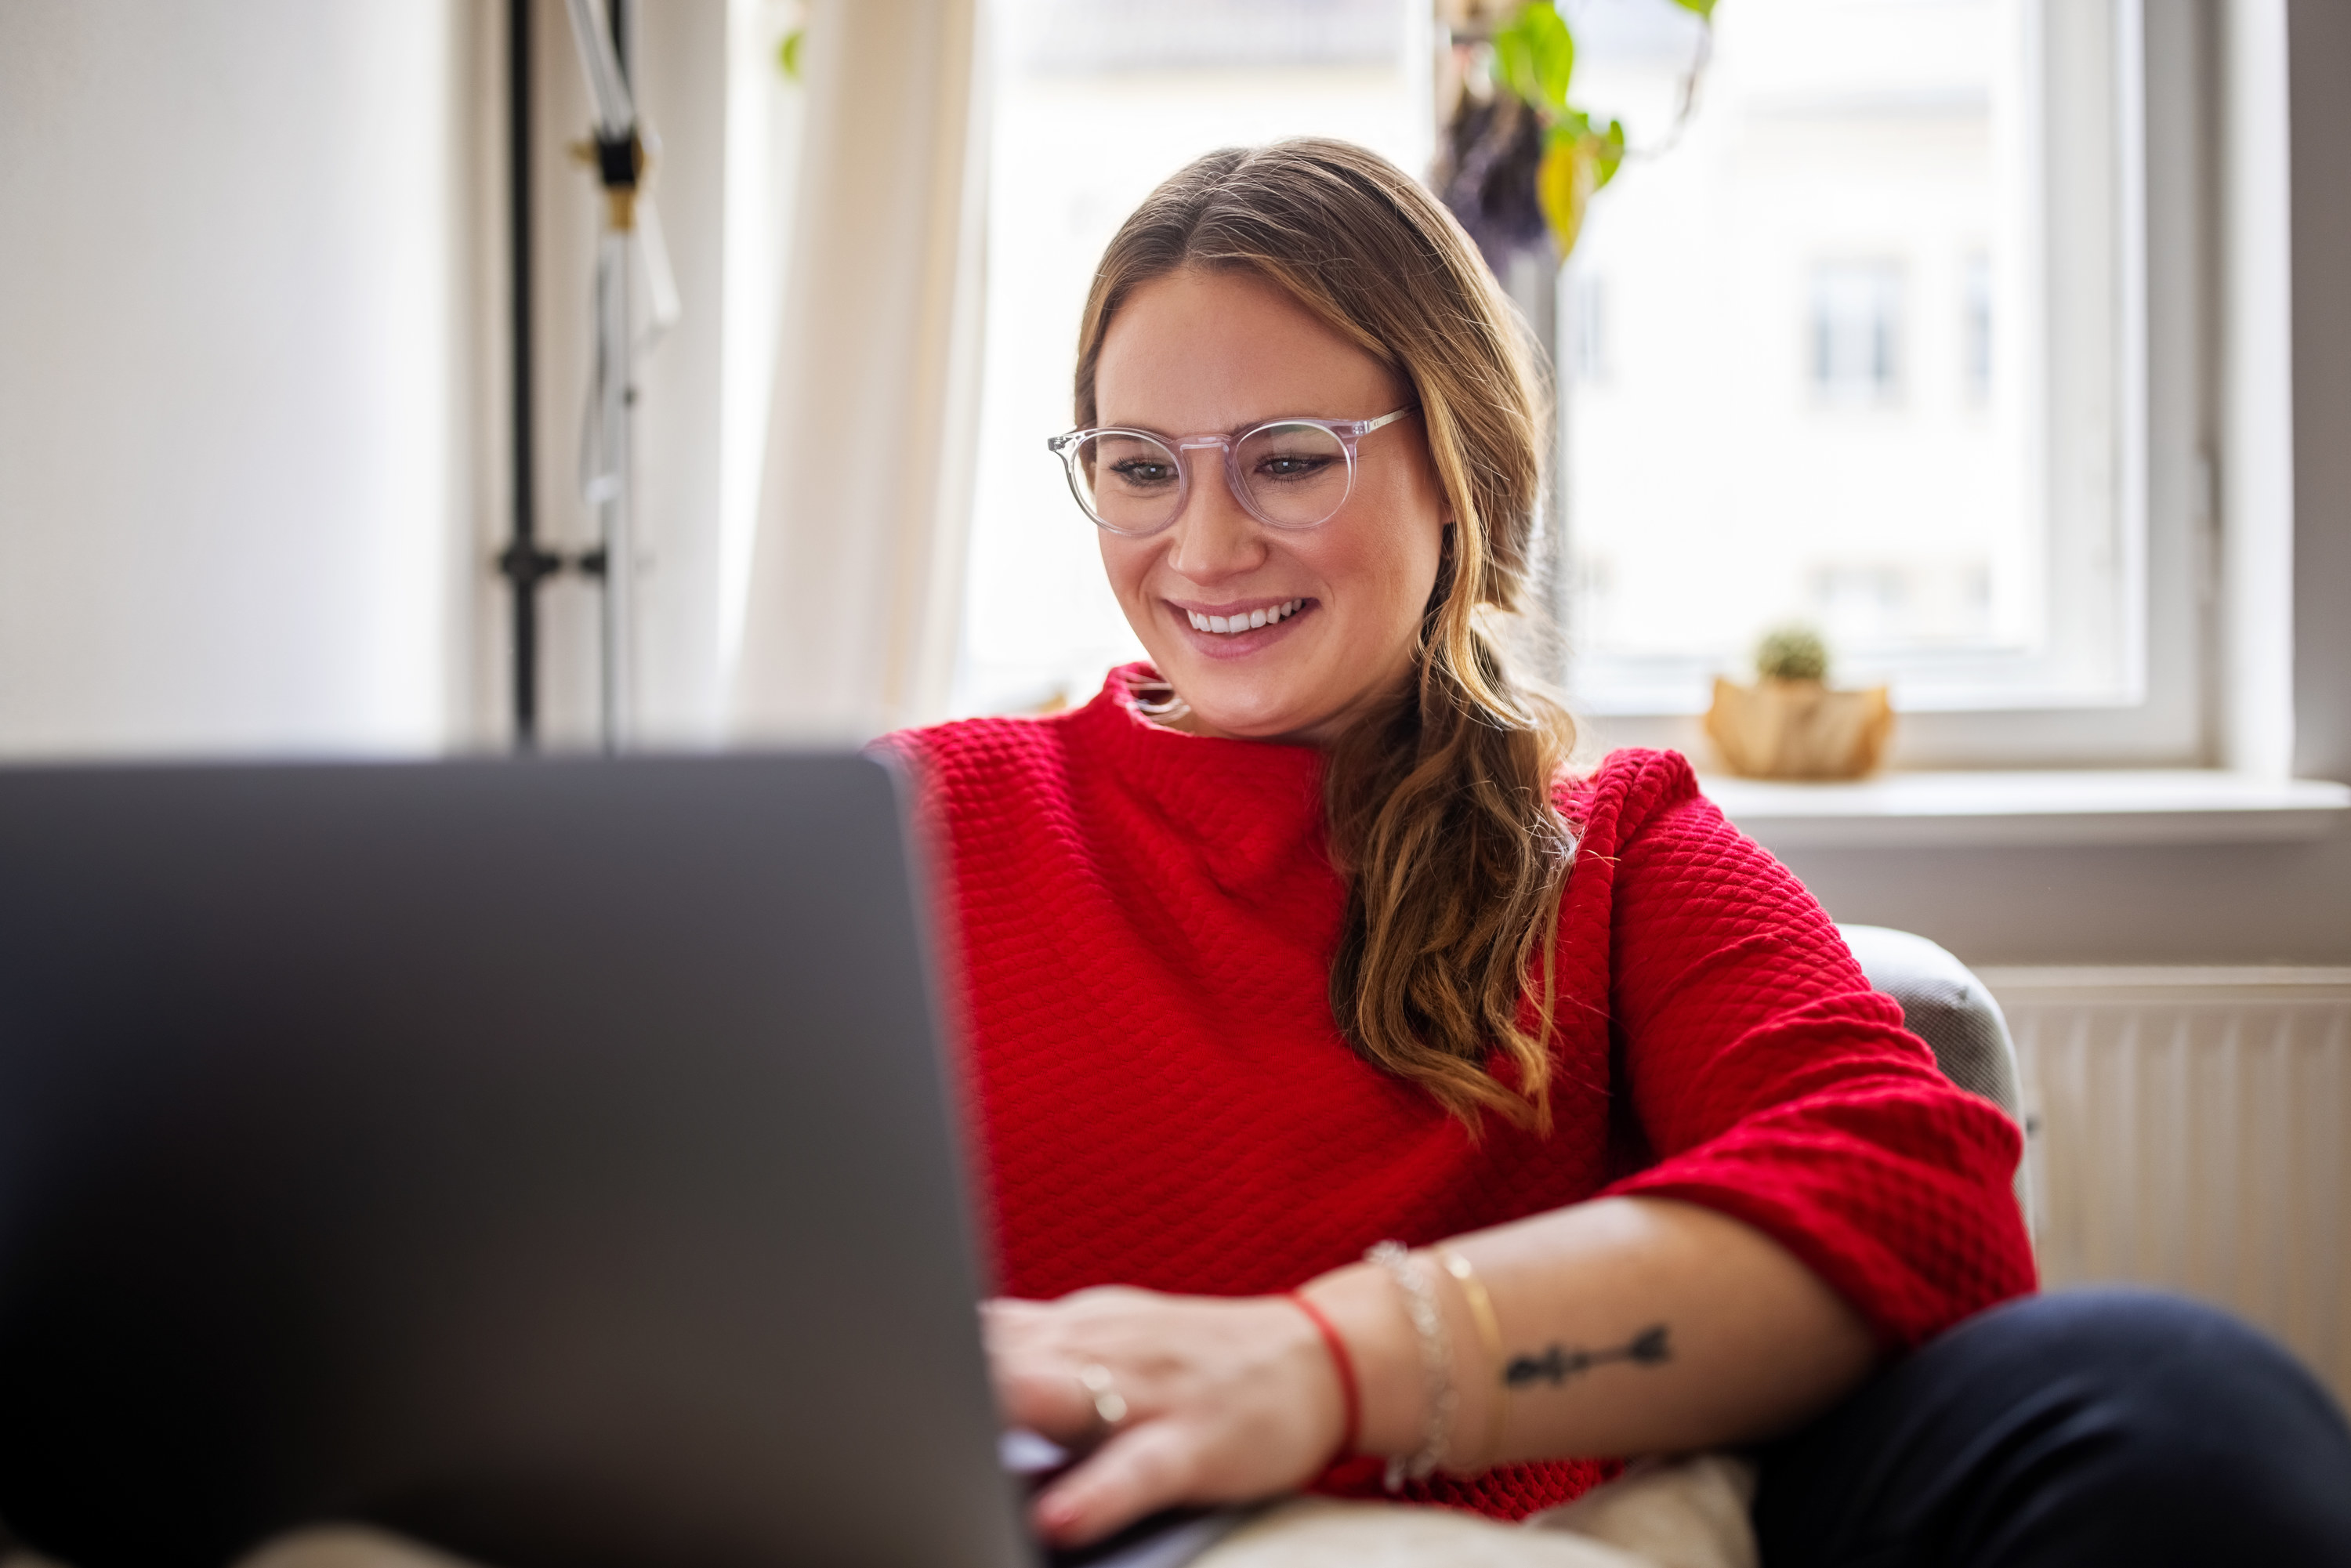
[1186,599,1307,635]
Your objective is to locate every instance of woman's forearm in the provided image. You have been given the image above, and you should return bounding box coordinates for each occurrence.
[1297,1196,1879,1470]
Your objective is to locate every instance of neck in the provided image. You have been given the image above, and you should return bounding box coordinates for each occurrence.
[1142,670,1418,750]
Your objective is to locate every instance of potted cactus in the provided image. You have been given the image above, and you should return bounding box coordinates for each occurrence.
[1704,626,1893,779]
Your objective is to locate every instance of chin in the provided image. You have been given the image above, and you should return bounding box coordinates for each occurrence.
[1166,668,1325,741]
[1196,706,1312,742]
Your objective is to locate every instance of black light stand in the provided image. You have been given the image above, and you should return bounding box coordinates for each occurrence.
[497,0,561,748]
[499,0,664,751]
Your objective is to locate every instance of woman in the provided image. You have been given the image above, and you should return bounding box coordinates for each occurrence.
[890,140,2351,1564]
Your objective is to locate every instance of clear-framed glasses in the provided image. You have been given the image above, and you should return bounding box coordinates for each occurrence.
[1045,406,1418,538]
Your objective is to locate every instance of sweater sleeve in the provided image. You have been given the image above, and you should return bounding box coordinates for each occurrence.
[1592,755,2036,1348]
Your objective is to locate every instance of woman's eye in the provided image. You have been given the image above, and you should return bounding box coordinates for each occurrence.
[1254,453,1337,482]
[1109,460,1177,488]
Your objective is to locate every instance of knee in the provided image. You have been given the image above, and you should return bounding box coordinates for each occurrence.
[1950,1288,2336,1426]
[1945,1288,2351,1554]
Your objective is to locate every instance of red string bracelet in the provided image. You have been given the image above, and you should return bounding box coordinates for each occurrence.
[1285,1291,1362,1459]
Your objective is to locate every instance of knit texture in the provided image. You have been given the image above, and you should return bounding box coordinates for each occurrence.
[889,665,2035,1519]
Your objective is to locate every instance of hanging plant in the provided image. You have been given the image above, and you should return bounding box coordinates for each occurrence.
[1435,0,1715,272]
[776,2,810,81]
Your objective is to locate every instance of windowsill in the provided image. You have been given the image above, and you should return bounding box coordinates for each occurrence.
[1698,770,2351,849]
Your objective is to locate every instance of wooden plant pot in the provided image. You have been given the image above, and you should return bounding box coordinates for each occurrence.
[1704,677,1894,780]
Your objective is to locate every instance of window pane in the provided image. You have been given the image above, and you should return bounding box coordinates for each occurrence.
[1560,0,2118,712]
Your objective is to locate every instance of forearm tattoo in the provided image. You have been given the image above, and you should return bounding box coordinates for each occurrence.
[1503,1324,1672,1389]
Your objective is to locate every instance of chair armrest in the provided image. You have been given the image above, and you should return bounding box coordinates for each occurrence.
[1836,923,2034,1232]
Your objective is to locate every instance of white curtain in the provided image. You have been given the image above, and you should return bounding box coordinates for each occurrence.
[728,0,991,743]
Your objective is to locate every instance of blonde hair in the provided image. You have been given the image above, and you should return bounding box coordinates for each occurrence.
[1075,139,1579,1131]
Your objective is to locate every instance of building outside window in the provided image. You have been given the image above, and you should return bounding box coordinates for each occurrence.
[1963,250,1994,404]
[1809,260,1906,407]
[1568,272,1610,385]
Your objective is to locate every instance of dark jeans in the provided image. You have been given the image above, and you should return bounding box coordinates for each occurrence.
[1752,1288,2351,1567]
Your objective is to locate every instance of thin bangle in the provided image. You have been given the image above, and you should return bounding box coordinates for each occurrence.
[1435,1247,1507,1469]
[1367,1240,1454,1490]
[1284,1291,1360,1460]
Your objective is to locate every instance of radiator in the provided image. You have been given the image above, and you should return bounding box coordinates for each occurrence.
[1979,966,2351,1403]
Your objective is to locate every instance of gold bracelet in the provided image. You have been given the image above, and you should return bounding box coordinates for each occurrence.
[1436,1246,1508,1468]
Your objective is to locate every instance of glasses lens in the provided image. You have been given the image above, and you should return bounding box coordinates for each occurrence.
[1070,431,1183,534]
[1235,422,1352,528]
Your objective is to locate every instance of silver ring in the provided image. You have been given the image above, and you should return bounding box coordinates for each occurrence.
[1078,1363,1128,1429]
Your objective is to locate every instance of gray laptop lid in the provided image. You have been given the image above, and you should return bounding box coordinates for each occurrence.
[0,752,1029,1568]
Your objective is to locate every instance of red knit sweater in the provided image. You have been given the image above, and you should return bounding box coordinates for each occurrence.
[892,665,2035,1519]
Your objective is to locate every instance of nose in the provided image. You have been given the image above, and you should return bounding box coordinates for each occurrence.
[1162,443,1266,582]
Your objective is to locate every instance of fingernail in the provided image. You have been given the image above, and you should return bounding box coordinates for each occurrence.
[1040,1497,1079,1532]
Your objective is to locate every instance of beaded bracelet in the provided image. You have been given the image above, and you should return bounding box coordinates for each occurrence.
[1366,1240,1454,1490]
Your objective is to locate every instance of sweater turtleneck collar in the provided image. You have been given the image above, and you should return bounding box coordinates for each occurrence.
[1067,663,1331,875]
[1079,662,1324,770]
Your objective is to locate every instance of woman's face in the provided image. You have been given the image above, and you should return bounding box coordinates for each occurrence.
[1091,268,1447,745]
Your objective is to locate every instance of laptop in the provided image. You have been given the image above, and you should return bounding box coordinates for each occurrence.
[0,753,1244,1568]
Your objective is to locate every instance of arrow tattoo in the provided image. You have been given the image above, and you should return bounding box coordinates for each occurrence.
[1503,1324,1672,1388]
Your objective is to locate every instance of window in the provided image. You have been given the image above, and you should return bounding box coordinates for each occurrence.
[951,0,2207,768]
[1562,0,2203,766]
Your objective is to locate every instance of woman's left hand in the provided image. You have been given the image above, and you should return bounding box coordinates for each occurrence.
[984,1287,1348,1547]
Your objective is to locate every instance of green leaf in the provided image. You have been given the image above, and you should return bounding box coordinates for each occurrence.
[1670,0,1718,18]
[1516,2,1576,110]
[1536,138,1591,258]
[1592,118,1626,190]
[778,28,804,80]
[1491,2,1574,113]
[1492,24,1537,109]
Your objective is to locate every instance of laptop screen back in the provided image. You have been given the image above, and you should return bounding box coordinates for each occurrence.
[0,753,1026,1568]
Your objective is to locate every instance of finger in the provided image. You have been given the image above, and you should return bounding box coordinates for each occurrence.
[979,1297,1052,1350]
[982,1300,1089,1433]
[994,1359,1108,1443]
[1032,1421,1200,1548]
[980,1295,1050,1322]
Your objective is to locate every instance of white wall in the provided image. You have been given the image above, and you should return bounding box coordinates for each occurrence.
[0,2,480,759]
[618,0,730,748]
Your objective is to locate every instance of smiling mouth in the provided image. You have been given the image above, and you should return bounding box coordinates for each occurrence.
[1183,598,1306,636]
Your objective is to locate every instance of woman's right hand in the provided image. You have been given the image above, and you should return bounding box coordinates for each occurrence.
[983,1287,1353,1548]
